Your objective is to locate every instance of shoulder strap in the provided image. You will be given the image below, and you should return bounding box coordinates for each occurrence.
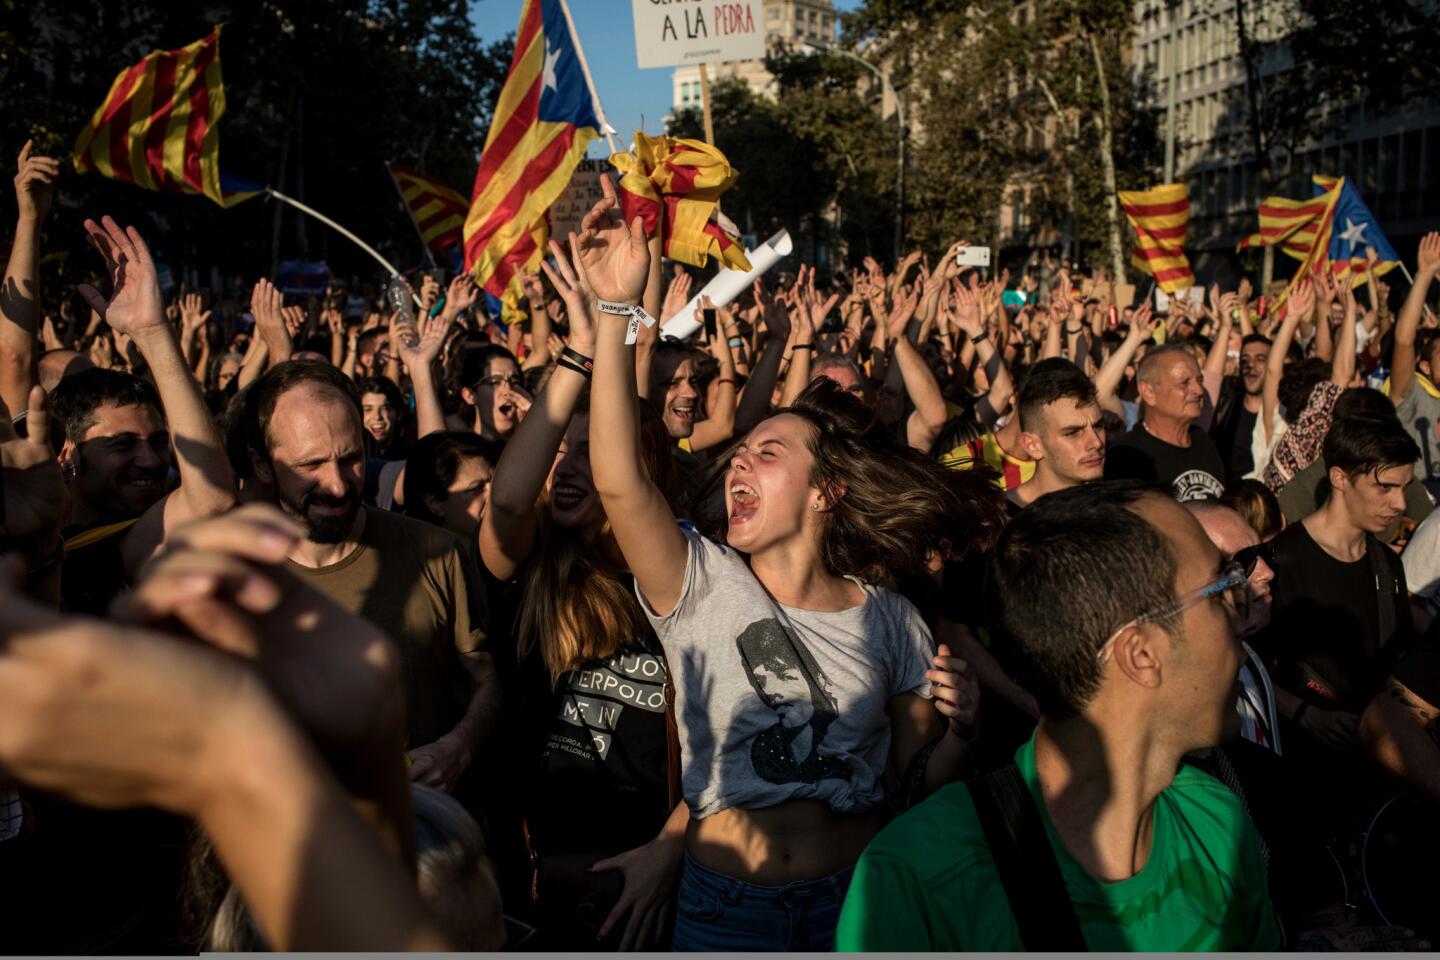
[967,764,1088,952]
[1368,534,1398,648]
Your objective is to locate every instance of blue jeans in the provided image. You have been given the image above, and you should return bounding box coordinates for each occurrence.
[670,853,854,951]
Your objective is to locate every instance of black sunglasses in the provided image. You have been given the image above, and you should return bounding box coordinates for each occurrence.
[1232,541,1275,578]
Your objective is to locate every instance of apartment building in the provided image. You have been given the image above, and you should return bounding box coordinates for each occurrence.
[670,0,838,113]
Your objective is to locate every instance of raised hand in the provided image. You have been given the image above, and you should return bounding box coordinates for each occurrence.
[76,217,165,340]
[1288,276,1316,322]
[281,305,306,339]
[538,235,595,353]
[397,308,454,371]
[440,274,479,322]
[418,274,440,315]
[573,174,649,305]
[0,386,63,546]
[323,306,345,338]
[1418,231,1440,278]
[516,267,544,309]
[1127,302,1157,342]
[250,278,292,359]
[754,278,791,345]
[885,286,920,340]
[14,140,59,224]
[1237,276,1254,304]
[954,283,984,338]
[661,269,693,323]
[113,504,403,764]
[179,292,212,334]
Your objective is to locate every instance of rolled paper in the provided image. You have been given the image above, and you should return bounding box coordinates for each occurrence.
[661,228,794,340]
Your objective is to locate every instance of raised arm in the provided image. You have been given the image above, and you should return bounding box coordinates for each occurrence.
[887,289,945,452]
[1331,278,1358,387]
[689,297,739,451]
[1,142,58,413]
[1095,303,1155,416]
[1392,232,1440,404]
[518,267,553,370]
[734,279,790,436]
[1262,278,1313,445]
[1203,286,1234,377]
[478,239,595,582]
[581,177,689,617]
[1311,269,1336,363]
[75,218,236,573]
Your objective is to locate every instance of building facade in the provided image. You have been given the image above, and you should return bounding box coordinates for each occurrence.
[1132,0,1440,268]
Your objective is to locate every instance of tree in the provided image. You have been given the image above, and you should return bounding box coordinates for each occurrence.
[1,0,511,293]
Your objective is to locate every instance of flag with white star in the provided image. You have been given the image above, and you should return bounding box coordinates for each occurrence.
[463,0,601,299]
[1314,175,1400,286]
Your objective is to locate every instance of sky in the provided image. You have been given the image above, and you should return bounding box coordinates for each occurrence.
[468,0,862,157]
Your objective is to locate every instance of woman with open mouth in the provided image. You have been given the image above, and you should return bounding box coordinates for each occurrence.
[580,176,1007,951]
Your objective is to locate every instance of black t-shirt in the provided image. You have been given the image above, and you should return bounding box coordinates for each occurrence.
[1215,403,1258,482]
[1258,521,1414,711]
[521,636,672,856]
[1105,423,1227,501]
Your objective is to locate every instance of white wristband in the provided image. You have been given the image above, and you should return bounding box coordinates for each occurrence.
[596,297,637,316]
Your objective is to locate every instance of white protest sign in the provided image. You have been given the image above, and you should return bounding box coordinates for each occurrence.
[631,0,766,70]
[662,228,792,339]
[548,159,609,244]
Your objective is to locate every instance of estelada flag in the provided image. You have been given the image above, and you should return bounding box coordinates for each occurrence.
[72,26,255,207]
[1117,183,1194,293]
[1313,175,1401,287]
[611,132,751,272]
[389,163,467,254]
[463,0,600,298]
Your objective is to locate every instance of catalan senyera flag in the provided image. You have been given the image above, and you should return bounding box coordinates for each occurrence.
[1118,183,1195,293]
[73,27,253,208]
[1236,194,1329,261]
[389,163,468,254]
[611,132,751,272]
[463,0,599,299]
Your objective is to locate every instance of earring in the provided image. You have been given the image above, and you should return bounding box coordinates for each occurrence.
[810,502,820,511]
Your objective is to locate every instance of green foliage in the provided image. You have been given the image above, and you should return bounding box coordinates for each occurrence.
[1,0,511,289]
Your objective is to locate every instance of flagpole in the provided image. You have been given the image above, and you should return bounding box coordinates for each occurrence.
[558,0,622,154]
[266,188,420,306]
[384,160,439,271]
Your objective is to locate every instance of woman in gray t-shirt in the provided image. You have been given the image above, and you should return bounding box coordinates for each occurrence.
[577,178,1008,951]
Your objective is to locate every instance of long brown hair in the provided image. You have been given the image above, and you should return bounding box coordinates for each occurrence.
[783,377,1007,582]
[517,397,677,683]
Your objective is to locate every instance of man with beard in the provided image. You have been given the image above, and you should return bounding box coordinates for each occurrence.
[244,361,496,791]
[49,218,237,615]
[1211,334,1271,481]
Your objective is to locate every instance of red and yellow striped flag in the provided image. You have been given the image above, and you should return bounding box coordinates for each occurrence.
[1118,183,1194,293]
[611,132,751,272]
[1235,194,1329,260]
[72,27,244,208]
[463,0,600,299]
[389,163,467,253]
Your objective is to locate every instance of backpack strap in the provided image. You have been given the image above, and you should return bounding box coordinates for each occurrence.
[967,763,1088,952]
[1368,534,1398,649]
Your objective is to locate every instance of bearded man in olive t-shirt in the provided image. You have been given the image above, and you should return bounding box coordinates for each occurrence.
[244,361,497,793]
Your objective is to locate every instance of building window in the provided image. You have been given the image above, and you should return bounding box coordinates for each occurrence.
[768,5,779,20]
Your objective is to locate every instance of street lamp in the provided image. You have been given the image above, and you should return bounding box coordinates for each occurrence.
[802,39,906,266]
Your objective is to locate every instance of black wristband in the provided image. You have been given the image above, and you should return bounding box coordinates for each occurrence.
[792,343,815,351]
[556,356,592,380]
[560,345,593,373]
[1292,702,1310,725]
[970,332,988,344]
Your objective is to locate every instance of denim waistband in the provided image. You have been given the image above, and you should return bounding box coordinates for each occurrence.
[682,852,854,902]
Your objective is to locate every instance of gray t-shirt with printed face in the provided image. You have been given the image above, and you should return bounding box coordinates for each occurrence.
[637,524,934,820]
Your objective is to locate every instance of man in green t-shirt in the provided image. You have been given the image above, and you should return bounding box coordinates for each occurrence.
[837,483,1282,951]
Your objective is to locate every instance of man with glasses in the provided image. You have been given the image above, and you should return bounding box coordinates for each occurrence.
[1210,333,1271,482]
[837,482,1279,950]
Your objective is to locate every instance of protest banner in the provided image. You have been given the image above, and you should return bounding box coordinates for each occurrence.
[661,228,792,339]
[549,159,610,244]
[631,0,765,69]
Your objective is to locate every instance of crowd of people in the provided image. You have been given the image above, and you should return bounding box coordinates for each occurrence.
[2,136,1439,952]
